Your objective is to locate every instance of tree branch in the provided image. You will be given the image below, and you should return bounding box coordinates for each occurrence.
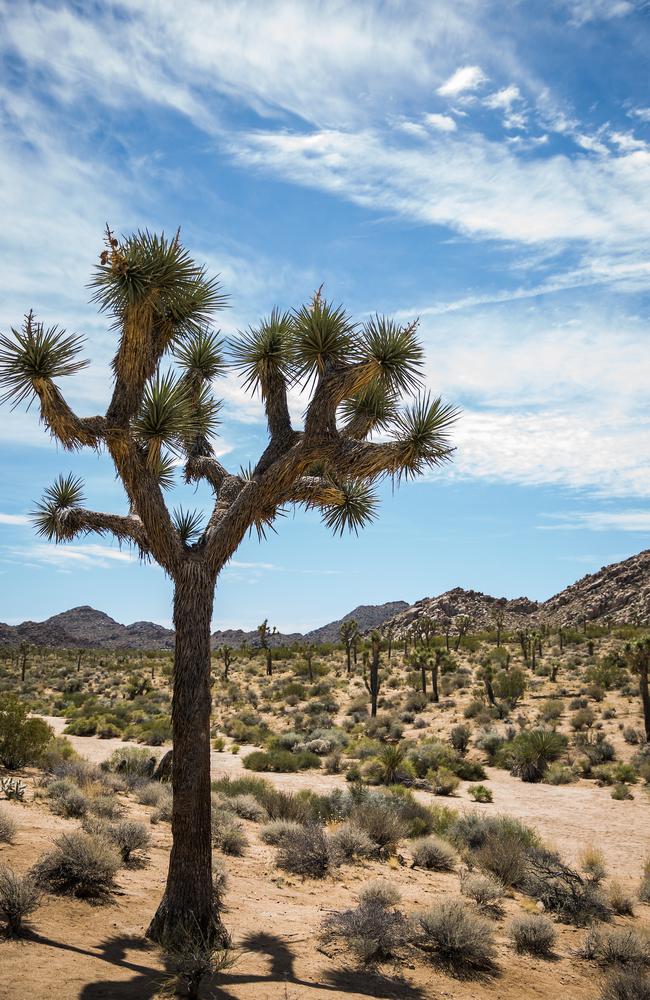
[33,381,106,450]
[58,508,150,551]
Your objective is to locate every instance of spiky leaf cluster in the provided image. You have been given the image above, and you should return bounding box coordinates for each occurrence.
[0,314,88,408]
[90,229,227,340]
[32,474,85,540]
[230,309,293,397]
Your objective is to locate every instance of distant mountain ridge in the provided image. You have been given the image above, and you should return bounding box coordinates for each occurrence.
[0,601,408,651]
[1,549,648,650]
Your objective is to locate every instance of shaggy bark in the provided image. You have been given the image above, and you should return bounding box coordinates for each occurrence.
[147,562,224,944]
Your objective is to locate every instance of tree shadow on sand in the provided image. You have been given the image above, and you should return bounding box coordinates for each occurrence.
[27,928,426,999]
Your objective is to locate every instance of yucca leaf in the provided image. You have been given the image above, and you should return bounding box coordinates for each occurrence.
[90,229,227,338]
[339,380,399,436]
[391,394,460,480]
[357,315,424,394]
[32,474,85,540]
[0,313,89,408]
[172,506,204,545]
[133,371,192,455]
[320,478,379,536]
[175,329,227,383]
[230,309,294,397]
[151,452,177,492]
[291,297,356,384]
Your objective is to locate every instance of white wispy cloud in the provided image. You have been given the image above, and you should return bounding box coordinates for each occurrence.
[0,513,30,525]
[562,0,635,26]
[424,113,457,132]
[540,511,650,531]
[437,65,487,97]
[6,543,137,570]
[483,85,522,110]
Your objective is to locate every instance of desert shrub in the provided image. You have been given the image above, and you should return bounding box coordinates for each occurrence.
[47,778,89,818]
[366,744,414,785]
[89,794,123,820]
[585,927,650,966]
[510,729,568,782]
[611,783,633,800]
[0,806,17,843]
[225,794,267,822]
[321,886,409,963]
[474,826,529,887]
[450,724,471,754]
[417,898,496,973]
[0,866,40,935]
[275,823,335,878]
[104,746,157,783]
[493,668,526,709]
[411,835,456,871]
[539,699,564,723]
[351,798,406,856]
[159,914,233,1000]
[608,880,634,916]
[543,763,578,785]
[330,823,374,861]
[0,695,53,769]
[430,766,460,796]
[359,880,402,908]
[32,831,120,899]
[151,799,173,824]
[106,820,151,864]
[468,784,493,803]
[41,735,77,770]
[136,782,171,808]
[508,913,556,956]
[600,967,650,1000]
[575,733,616,769]
[639,858,650,902]
[623,726,643,745]
[572,707,596,731]
[464,699,484,720]
[594,763,638,786]
[260,819,302,846]
[460,871,504,911]
[523,851,610,925]
[211,809,248,856]
[242,749,320,772]
[383,787,438,838]
[580,846,607,882]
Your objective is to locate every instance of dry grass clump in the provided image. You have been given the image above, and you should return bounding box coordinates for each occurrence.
[416,898,497,974]
[639,857,650,903]
[211,808,248,857]
[275,823,335,878]
[0,865,40,935]
[460,871,505,912]
[321,882,409,964]
[581,926,650,966]
[329,822,374,861]
[600,966,650,1000]
[411,835,456,872]
[350,798,406,856]
[608,880,635,916]
[259,819,302,846]
[0,806,17,843]
[508,912,556,956]
[31,831,120,900]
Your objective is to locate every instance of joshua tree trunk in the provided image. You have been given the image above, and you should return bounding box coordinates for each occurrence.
[364,636,381,717]
[640,659,650,742]
[147,563,221,944]
[420,663,427,695]
[265,647,273,676]
[430,658,439,703]
[484,675,496,706]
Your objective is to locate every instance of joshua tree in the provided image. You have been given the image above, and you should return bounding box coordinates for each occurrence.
[625,638,650,742]
[0,229,457,943]
[75,648,84,672]
[303,642,315,682]
[384,622,395,659]
[408,647,428,695]
[416,615,435,648]
[339,618,358,674]
[256,619,276,676]
[18,641,31,684]
[454,614,471,652]
[442,616,453,651]
[217,644,233,681]
[429,647,448,703]
[364,631,382,717]
[492,607,505,647]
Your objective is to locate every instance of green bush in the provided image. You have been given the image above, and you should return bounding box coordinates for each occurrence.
[242,749,320,772]
[468,784,493,803]
[0,695,53,769]
[510,729,567,782]
[411,835,456,871]
[276,823,335,878]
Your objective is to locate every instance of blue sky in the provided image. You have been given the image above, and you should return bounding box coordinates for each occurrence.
[1,0,649,632]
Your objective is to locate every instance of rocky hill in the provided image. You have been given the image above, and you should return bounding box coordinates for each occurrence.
[543,548,650,626]
[381,549,650,637]
[0,601,406,651]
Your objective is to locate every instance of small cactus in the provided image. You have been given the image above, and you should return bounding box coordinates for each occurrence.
[0,777,25,801]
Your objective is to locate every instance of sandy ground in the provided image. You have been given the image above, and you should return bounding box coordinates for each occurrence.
[0,722,647,1000]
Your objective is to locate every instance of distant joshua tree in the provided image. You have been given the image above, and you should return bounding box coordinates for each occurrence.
[217,644,233,681]
[364,631,382,717]
[625,638,650,742]
[0,228,457,943]
[339,618,359,674]
[256,619,277,676]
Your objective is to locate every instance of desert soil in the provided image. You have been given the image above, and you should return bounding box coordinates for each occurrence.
[0,719,648,1000]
